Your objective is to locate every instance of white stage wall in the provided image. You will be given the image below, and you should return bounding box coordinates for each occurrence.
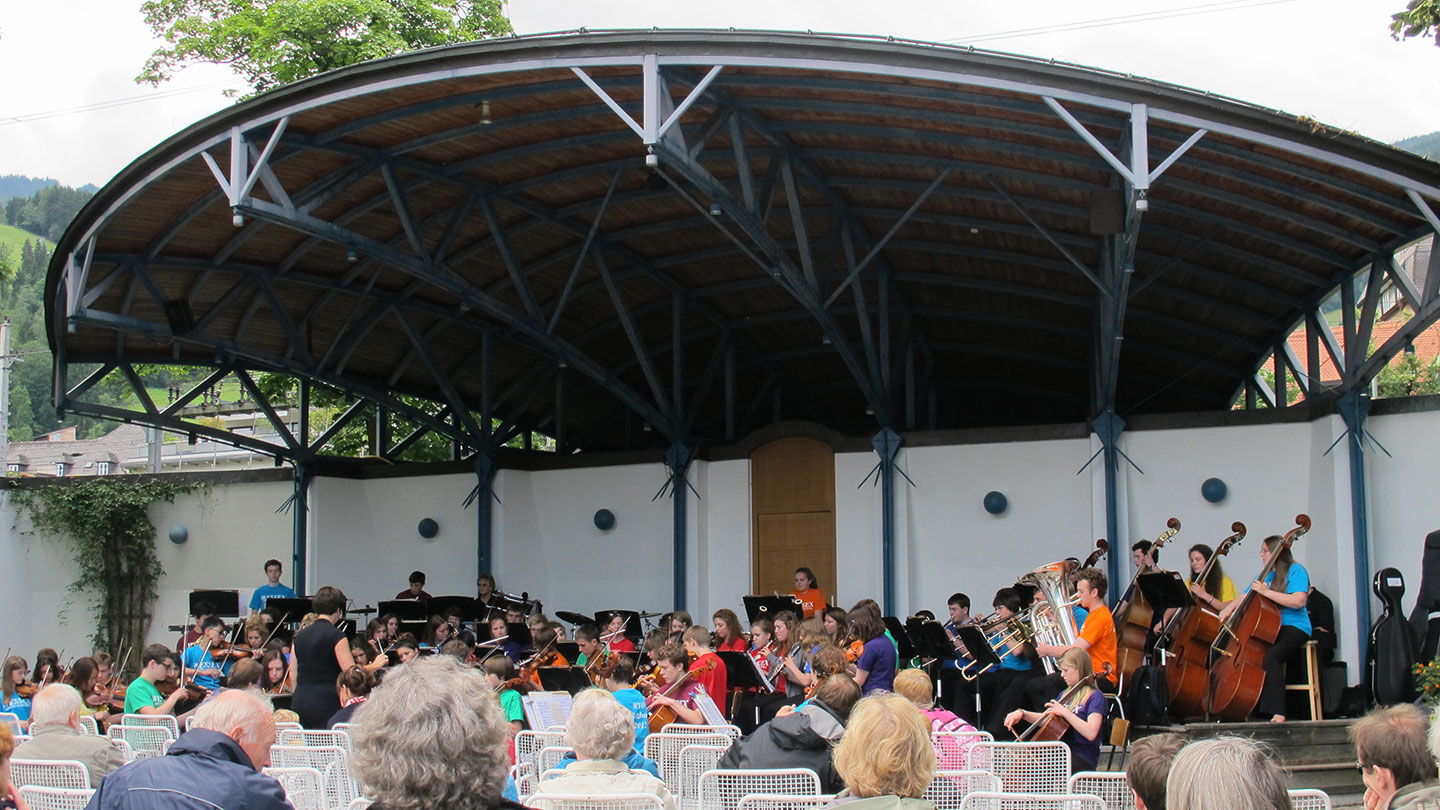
[3,406,1437,676]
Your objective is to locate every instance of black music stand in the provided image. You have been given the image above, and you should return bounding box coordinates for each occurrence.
[905,618,955,666]
[429,596,476,621]
[954,625,1003,671]
[379,600,429,638]
[265,598,315,626]
[473,599,509,624]
[743,595,803,625]
[557,641,580,663]
[506,623,534,653]
[538,666,591,695]
[190,590,240,618]
[882,616,919,661]
[718,651,771,693]
[1137,572,1191,612]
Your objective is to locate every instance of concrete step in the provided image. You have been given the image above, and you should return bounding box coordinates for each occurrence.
[1131,719,1361,795]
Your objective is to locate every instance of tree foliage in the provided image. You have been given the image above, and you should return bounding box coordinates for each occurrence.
[5,185,92,243]
[14,477,201,657]
[1377,351,1440,397]
[137,0,514,95]
[1391,0,1440,44]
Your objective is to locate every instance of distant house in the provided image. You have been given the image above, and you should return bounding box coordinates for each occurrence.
[6,423,141,477]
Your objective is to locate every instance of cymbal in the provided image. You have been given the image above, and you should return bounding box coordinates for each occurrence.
[555,611,594,626]
[635,611,666,619]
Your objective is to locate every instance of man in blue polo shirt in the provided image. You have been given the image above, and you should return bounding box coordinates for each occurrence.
[249,559,296,615]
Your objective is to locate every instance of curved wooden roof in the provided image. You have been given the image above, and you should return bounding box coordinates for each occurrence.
[47,30,1440,457]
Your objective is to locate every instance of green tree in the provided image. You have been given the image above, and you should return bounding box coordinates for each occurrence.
[1391,0,1440,44]
[137,0,513,96]
[1377,351,1440,397]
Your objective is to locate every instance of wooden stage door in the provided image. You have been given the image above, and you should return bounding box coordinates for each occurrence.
[751,437,836,599]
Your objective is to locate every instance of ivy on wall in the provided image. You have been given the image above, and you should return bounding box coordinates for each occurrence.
[14,477,201,668]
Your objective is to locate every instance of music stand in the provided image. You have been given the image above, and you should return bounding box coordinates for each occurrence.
[473,599,509,624]
[506,623,534,652]
[537,666,592,695]
[557,641,580,663]
[743,595,803,625]
[905,618,955,666]
[1137,572,1191,612]
[379,600,429,638]
[429,596,476,621]
[954,625,1002,670]
[189,590,240,618]
[882,616,919,661]
[265,598,315,626]
[718,651,771,693]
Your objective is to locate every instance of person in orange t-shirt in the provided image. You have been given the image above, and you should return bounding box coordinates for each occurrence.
[790,567,827,619]
[1027,567,1116,710]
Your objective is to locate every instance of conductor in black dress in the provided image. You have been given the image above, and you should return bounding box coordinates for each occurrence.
[292,586,388,728]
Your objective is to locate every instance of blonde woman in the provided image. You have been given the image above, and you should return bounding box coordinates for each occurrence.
[825,693,937,810]
[1002,647,1103,772]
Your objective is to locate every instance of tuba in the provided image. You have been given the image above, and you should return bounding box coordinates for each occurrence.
[1018,559,1082,674]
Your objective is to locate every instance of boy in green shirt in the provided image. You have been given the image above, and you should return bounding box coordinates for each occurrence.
[483,656,525,735]
[124,644,191,719]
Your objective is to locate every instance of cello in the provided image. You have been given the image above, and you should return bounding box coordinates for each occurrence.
[1158,522,1244,718]
[1114,518,1180,691]
[1208,514,1310,720]
[1013,663,1113,741]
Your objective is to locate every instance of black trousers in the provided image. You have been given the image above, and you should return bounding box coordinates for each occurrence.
[1259,625,1309,717]
[981,668,1042,738]
[937,667,980,724]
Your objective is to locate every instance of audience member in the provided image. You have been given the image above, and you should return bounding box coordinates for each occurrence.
[1167,736,1292,810]
[894,669,976,770]
[1350,704,1440,810]
[529,689,676,810]
[350,657,525,810]
[13,685,123,788]
[720,675,860,793]
[0,723,30,810]
[329,666,376,728]
[88,690,287,810]
[1126,733,1185,810]
[825,693,937,810]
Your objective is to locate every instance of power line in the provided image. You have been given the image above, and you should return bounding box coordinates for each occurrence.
[940,0,1300,46]
[0,80,238,127]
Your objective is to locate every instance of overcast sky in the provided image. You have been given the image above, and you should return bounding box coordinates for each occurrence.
[1,0,1436,189]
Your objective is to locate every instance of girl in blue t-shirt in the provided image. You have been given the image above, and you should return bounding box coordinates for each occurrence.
[1,656,31,725]
[1245,534,1311,722]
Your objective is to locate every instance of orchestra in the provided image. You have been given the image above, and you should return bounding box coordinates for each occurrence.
[10,511,1321,775]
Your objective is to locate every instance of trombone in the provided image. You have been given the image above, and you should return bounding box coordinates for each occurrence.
[958,614,1035,682]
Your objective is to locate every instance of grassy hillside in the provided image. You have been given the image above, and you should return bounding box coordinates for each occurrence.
[0,223,53,266]
[1396,131,1440,161]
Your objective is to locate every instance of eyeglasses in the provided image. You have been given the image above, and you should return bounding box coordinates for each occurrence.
[1356,761,1372,774]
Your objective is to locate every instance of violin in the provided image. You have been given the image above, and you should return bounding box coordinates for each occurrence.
[155,677,207,702]
[584,646,618,686]
[209,640,258,659]
[14,680,37,699]
[648,657,717,732]
[1016,662,1112,742]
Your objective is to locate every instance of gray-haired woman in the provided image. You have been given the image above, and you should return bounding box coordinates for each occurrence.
[349,657,525,810]
[529,688,677,810]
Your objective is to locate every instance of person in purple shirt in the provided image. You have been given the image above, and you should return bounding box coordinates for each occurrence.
[851,604,896,695]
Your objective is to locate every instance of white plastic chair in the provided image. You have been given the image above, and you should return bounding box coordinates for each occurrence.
[735,795,835,810]
[666,724,742,741]
[332,722,356,737]
[645,730,733,793]
[696,768,822,810]
[347,799,374,810]
[1289,789,1333,810]
[1068,771,1134,810]
[959,792,1106,810]
[108,725,173,758]
[110,738,134,763]
[677,743,730,810]
[537,745,576,775]
[264,766,327,810]
[966,741,1070,794]
[77,715,99,736]
[516,729,568,774]
[931,731,991,771]
[9,760,91,790]
[526,793,667,810]
[270,744,357,810]
[924,770,1002,810]
[275,720,303,742]
[16,786,95,810]
[0,712,24,737]
[514,762,538,799]
[279,727,353,755]
[120,713,179,739]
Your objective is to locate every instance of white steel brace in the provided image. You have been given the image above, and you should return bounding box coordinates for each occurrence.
[200,118,291,209]
[1043,98,1206,192]
[64,237,96,318]
[573,58,723,146]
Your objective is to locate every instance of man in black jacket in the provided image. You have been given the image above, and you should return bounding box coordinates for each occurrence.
[717,675,862,793]
[87,689,289,810]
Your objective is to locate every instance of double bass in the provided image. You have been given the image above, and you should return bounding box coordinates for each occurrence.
[1114,518,1180,690]
[1158,522,1244,718]
[1208,514,1310,720]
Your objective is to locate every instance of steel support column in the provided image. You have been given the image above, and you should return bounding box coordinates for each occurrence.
[873,427,901,616]
[1093,411,1125,600]
[666,442,697,610]
[474,451,499,580]
[291,462,311,592]
[1337,390,1373,643]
